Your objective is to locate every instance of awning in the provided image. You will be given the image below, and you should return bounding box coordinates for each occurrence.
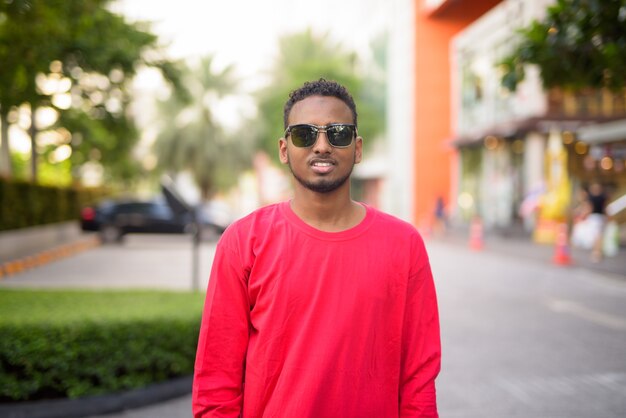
[450,117,625,147]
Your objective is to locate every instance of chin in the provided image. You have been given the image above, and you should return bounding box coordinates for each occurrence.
[288,161,353,194]
[297,175,350,194]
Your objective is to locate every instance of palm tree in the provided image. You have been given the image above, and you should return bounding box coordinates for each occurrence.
[153,56,250,201]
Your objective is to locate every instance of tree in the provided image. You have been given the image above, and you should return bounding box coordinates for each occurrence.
[0,0,53,178]
[153,56,251,200]
[499,0,626,92]
[255,30,386,161]
[0,0,181,183]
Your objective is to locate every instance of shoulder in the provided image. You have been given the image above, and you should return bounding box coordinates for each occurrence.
[230,202,283,230]
[367,205,422,239]
[365,206,428,266]
[218,202,286,249]
[368,206,426,255]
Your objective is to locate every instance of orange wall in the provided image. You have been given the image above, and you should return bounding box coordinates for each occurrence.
[413,0,502,226]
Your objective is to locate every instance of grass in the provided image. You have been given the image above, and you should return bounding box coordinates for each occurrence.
[0,288,206,325]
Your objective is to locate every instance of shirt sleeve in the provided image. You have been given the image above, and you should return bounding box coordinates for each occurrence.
[399,238,441,418]
[193,232,250,418]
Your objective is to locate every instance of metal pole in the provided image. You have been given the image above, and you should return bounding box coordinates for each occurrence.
[191,213,200,292]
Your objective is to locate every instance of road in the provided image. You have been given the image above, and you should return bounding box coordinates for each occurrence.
[432,241,626,418]
[2,235,625,417]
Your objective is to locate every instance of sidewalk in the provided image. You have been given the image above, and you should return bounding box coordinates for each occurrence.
[428,226,626,279]
[0,221,100,280]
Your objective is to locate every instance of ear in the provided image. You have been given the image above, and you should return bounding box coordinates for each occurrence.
[354,136,363,164]
[278,137,289,164]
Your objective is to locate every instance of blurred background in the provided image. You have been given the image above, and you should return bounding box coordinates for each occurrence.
[1,0,625,417]
[1,0,625,250]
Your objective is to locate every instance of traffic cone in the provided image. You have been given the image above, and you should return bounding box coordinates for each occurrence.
[552,223,572,266]
[469,217,484,251]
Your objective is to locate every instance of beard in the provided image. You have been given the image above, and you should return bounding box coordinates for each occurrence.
[287,160,354,194]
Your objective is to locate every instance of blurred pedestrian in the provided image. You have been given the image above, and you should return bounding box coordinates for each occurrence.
[587,182,608,262]
[192,79,441,417]
[571,182,608,262]
[433,196,447,236]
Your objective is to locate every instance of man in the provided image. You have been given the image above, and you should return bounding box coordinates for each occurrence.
[193,79,441,417]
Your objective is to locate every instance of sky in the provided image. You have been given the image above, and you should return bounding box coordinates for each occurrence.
[112,0,389,92]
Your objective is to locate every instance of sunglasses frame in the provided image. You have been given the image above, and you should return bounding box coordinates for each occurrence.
[284,123,357,148]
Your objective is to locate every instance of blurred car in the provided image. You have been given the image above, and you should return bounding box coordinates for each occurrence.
[196,200,233,234]
[80,198,229,243]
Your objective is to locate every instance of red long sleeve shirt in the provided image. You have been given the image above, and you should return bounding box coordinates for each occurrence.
[193,201,441,417]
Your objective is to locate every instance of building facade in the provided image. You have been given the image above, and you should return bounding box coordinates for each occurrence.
[415,0,626,242]
[412,0,503,227]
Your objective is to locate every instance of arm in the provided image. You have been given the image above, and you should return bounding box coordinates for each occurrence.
[193,236,250,418]
[399,242,441,418]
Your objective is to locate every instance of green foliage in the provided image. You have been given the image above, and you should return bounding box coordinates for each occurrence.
[255,30,386,161]
[11,145,81,188]
[57,108,142,184]
[37,157,72,187]
[0,0,179,184]
[500,0,626,92]
[0,289,204,401]
[8,151,29,181]
[0,178,107,231]
[0,0,56,111]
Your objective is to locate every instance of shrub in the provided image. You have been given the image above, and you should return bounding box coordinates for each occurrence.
[0,289,205,401]
[0,179,109,231]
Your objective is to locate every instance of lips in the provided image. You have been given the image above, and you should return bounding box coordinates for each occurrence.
[310,159,336,174]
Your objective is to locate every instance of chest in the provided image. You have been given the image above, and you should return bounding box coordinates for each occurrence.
[245,236,410,326]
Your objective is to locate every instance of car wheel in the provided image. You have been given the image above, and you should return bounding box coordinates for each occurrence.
[100,224,123,244]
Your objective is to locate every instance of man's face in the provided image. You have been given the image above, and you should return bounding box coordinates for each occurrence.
[279,95,362,194]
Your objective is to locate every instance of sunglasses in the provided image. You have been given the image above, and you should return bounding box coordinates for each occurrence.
[284,123,357,148]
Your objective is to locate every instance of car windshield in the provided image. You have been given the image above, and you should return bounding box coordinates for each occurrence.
[112,202,173,217]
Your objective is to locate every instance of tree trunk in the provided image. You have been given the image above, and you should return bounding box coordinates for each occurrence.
[29,106,38,183]
[200,180,213,202]
[0,110,12,179]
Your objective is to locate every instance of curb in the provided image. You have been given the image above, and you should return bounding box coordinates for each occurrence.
[0,236,100,281]
[0,375,192,418]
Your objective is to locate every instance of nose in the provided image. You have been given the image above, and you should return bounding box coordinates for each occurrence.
[312,130,332,154]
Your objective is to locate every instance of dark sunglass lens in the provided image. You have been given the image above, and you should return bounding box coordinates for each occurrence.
[290,126,317,147]
[328,125,354,147]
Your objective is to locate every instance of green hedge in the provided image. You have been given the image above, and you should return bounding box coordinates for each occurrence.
[0,289,205,402]
[0,179,108,231]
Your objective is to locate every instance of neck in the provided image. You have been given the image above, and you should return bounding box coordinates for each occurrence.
[290,186,365,232]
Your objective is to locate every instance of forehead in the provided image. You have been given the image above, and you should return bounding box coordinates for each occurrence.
[288,95,353,125]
